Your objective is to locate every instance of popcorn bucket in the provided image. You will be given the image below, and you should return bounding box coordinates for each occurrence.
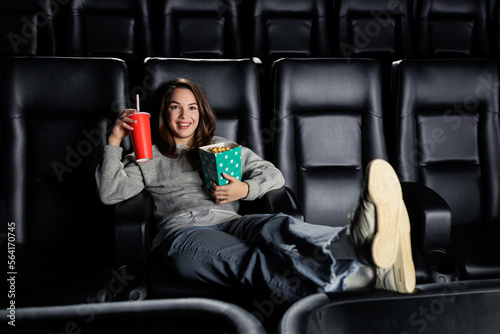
[199,141,242,192]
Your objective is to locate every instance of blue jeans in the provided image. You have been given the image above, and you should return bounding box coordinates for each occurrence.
[161,213,371,303]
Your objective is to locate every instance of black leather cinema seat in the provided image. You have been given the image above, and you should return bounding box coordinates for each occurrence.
[271,57,432,282]
[334,0,413,63]
[152,0,243,58]
[111,59,302,330]
[278,279,500,334]
[58,0,153,85]
[0,298,266,334]
[271,58,387,227]
[141,57,265,158]
[394,59,500,281]
[0,57,128,307]
[243,0,331,69]
[116,59,266,291]
[333,0,413,158]
[0,0,57,62]
[492,0,500,62]
[413,0,491,58]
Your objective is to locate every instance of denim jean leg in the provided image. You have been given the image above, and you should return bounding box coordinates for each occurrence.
[224,214,342,292]
[161,224,307,303]
[226,213,371,293]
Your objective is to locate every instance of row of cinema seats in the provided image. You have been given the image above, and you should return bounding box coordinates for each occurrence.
[2,281,500,334]
[4,0,499,152]
[3,0,500,79]
[1,299,267,334]
[0,55,499,332]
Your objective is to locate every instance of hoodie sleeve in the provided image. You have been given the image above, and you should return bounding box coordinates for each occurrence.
[95,145,145,205]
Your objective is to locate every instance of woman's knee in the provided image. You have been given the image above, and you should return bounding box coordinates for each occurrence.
[162,247,201,279]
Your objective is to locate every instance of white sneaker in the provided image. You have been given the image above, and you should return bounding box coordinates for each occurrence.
[349,159,401,269]
[375,203,416,293]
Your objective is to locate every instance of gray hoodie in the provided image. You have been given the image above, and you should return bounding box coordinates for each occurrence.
[96,136,285,246]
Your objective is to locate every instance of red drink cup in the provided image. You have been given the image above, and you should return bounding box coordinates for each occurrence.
[129,112,152,162]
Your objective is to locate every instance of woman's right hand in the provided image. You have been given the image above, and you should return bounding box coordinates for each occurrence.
[108,109,138,146]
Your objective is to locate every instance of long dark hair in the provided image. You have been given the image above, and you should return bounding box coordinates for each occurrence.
[156,78,216,169]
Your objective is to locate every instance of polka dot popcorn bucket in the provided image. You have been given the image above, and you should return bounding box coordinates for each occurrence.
[199,141,242,192]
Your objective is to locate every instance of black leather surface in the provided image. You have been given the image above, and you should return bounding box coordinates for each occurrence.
[0,298,266,334]
[401,182,451,251]
[57,0,153,86]
[243,0,331,68]
[153,0,242,58]
[394,59,500,279]
[271,58,387,227]
[0,0,56,59]
[0,0,498,68]
[451,223,500,279]
[493,0,500,60]
[279,279,500,334]
[0,56,128,307]
[59,0,153,60]
[335,0,413,61]
[414,0,491,58]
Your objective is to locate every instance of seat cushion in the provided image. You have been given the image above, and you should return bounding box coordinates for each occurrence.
[450,222,500,279]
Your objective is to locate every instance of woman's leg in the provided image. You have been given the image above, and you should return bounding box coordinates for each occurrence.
[161,224,312,303]
[162,159,416,302]
[224,213,373,293]
[223,159,416,295]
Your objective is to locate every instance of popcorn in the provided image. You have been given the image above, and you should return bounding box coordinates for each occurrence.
[210,146,231,154]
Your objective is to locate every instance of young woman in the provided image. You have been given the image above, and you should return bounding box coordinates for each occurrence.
[96,78,415,304]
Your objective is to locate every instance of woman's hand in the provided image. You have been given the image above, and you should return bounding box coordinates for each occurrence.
[108,109,138,146]
[212,173,249,204]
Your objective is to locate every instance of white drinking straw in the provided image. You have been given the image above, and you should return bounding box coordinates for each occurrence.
[136,94,140,112]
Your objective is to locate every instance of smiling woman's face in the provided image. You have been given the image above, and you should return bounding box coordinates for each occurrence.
[166,88,200,146]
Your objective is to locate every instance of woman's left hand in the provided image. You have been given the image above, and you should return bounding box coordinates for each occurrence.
[212,173,249,204]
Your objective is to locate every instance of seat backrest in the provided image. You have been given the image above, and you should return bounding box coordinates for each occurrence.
[334,0,413,62]
[0,298,267,334]
[413,0,491,58]
[394,59,500,226]
[0,57,128,248]
[334,0,413,161]
[141,58,264,158]
[153,0,242,58]
[244,0,331,69]
[279,280,500,334]
[0,0,56,59]
[59,0,153,84]
[272,58,388,226]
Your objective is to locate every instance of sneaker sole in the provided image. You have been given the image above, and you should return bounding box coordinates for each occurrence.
[394,203,416,293]
[367,159,401,269]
